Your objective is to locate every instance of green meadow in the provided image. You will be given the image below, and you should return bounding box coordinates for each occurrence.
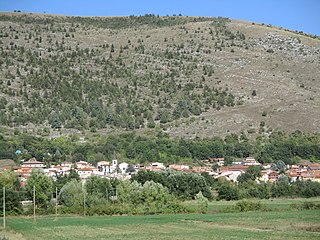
[1,198,320,240]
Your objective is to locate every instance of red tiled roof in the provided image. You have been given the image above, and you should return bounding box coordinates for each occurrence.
[78,167,93,171]
[309,164,320,170]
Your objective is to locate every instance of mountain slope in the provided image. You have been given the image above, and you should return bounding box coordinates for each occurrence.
[0,12,319,138]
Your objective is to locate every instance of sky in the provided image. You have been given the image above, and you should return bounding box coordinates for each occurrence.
[0,0,319,35]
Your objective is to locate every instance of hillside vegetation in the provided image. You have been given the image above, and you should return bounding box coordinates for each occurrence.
[0,12,319,138]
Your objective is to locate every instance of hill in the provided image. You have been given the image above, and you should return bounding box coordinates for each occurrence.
[0,12,319,138]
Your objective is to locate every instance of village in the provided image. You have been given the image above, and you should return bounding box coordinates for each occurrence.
[4,156,320,186]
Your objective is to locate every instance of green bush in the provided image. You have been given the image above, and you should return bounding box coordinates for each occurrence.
[291,201,320,210]
[224,200,267,213]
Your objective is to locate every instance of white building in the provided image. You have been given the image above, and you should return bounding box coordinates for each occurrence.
[242,157,261,166]
[151,162,166,169]
[77,167,94,180]
[21,158,45,168]
[75,161,91,169]
[118,162,129,174]
[97,161,111,174]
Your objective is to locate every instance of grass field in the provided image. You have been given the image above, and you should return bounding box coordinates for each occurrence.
[206,198,320,213]
[1,198,320,240]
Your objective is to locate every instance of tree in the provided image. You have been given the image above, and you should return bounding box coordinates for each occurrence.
[85,175,112,199]
[59,179,85,208]
[158,109,171,124]
[147,118,156,128]
[54,168,80,191]
[271,175,290,197]
[0,170,22,213]
[132,170,212,200]
[217,182,240,201]
[25,169,53,208]
[54,149,62,162]
[276,160,286,173]
[195,191,209,213]
[127,164,136,173]
[252,90,257,96]
[141,181,172,214]
[50,113,62,129]
[237,166,261,183]
[110,44,115,53]
[0,171,20,189]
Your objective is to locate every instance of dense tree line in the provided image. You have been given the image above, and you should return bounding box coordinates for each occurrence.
[1,166,320,216]
[132,170,213,200]
[0,130,319,166]
[217,177,320,201]
[0,169,207,216]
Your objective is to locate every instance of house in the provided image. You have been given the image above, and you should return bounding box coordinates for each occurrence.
[288,166,306,182]
[300,170,320,182]
[44,168,58,179]
[204,158,225,166]
[168,164,190,171]
[313,170,320,182]
[242,157,261,166]
[192,166,212,173]
[60,162,73,168]
[97,161,112,174]
[215,171,243,182]
[75,161,91,169]
[77,167,94,179]
[218,165,249,174]
[301,171,314,181]
[144,166,163,172]
[21,158,45,168]
[118,162,129,174]
[96,159,121,174]
[268,171,279,182]
[259,170,271,182]
[232,161,243,165]
[141,162,166,172]
[151,162,166,169]
[262,164,271,170]
[216,165,250,182]
[308,164,320,170]
[14,166,32,178]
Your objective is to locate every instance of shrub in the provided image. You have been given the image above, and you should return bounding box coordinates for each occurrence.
[217,183,240,201]
[291,201,320,210]
[195,191,209,213]
[224,200,267,213]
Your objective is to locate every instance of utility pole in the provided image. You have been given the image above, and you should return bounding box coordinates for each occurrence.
[3,186,5,229]
[83,188,86,217]
[33,185,36,224]
[55,187,58,218]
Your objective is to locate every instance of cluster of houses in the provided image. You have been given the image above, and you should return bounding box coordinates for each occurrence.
[207,157,320,183]
[1,156,320,185]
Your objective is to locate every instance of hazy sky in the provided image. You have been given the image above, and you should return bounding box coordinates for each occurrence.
[1,0,319,35]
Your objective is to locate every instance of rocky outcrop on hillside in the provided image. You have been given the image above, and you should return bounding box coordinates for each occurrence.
[253,32,320,61]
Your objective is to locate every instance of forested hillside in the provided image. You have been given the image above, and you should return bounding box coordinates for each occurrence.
[0,13,319,138]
